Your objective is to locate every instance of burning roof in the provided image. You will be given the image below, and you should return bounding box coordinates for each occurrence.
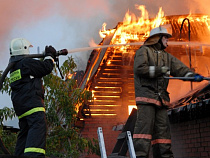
[100,6,210,44]
[79,6,210,156]
[79,5,210,118]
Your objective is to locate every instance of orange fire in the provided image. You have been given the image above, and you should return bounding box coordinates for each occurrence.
[93,4,210,117]
[67,73,73,79]
[99,5,210,45]
[99,5,168,46]
[99,22,116,38]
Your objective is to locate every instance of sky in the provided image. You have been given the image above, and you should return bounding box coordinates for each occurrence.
[0,0,209,126]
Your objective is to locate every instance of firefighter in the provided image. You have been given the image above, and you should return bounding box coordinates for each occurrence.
[9,38,56,157]
[133,26,203,158]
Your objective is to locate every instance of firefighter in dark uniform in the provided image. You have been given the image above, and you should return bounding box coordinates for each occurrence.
[9,38,56,157]
[133,26,204,158]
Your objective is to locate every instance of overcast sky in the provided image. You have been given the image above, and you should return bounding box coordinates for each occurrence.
[0,0,209,126]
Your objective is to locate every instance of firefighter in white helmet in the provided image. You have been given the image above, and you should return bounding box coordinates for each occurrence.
[10,38,33,56]
[133,26,203,158]
[9,38,56,157]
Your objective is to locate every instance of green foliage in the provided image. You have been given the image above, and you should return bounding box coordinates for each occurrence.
[0,107,16,126]
[44,56,97,157]
[0,56,99,157]
[0,71,17,154]
[0,70,11,95]
[0,127,17,154]
[46,126,99,158]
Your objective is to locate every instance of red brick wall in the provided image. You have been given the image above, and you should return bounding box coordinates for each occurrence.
[170,117,210,158]
[81,115,210,158]
[81,117,121,158]
[81,116,210,158]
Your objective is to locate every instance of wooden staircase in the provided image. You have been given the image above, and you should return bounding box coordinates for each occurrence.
[81,46,139,157]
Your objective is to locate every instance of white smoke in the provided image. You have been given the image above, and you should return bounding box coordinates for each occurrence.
[0,0,209,122]
[1,0,208,71]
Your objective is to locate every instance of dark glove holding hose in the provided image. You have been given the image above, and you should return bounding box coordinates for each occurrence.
[185,73,204,82]
[193,74,204,82]
[45,45,57,61]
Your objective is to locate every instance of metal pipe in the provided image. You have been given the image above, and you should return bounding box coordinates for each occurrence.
[179,18,193,89]
[164,76,210,81]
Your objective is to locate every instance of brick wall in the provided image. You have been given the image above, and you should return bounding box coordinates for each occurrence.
[81,117,121,158]
[81,115,210,158]
[170,117,210,158]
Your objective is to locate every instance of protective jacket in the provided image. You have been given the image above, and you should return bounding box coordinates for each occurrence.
[10,56,54,156]
[133,43,194,108]
[133,35,195,157]
[10,57,53,117]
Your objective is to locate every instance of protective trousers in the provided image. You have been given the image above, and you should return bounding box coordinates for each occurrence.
[15,111,47,157]
[133,104,173,158]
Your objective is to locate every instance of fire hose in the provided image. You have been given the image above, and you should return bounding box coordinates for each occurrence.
[0,49,68,90]
[164,76,210,81]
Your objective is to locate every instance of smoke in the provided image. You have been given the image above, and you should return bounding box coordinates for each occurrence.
[124,0,210,16]
[0,0,209,109]
[0,1,54,68]
[0,0,209,70]
[0,0,116,70]
[192,0,210,15]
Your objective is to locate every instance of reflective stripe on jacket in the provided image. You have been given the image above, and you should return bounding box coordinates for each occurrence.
[133,134,171,145]
[18,107,45,119]
[24,147,45,155]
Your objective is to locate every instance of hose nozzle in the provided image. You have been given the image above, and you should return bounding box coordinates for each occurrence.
[56,49,68,56]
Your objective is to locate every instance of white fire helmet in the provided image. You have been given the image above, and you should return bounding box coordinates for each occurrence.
[10,38,33,56]
[146,25,172,42]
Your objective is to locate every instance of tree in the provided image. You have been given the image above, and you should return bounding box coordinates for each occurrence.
[0,56,99,157]
[0,107,16,155]
[0,71,16,155]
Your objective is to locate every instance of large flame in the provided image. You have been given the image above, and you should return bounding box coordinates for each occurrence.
[92,4,210,117]
[99,5,167,45]
[99,5,210,45]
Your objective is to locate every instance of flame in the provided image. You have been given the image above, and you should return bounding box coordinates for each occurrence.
[99,22,116,38]
[178,14,210,30]
[99,23,107,38]
[99,5,166,47]
[152,7,166,28]
[93,4,210,117]
[99,4,210,46]
[67,73,73,79]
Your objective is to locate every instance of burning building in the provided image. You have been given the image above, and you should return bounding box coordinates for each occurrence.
[79,6,210,158]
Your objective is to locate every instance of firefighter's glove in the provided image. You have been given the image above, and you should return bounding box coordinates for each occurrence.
[161,66,170,75]
[45,45,57,61]
[193,74,204,82]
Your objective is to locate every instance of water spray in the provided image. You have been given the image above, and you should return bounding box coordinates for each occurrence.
[1,41,210,90]
[66,42,143,53]
[66,41,210,54]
